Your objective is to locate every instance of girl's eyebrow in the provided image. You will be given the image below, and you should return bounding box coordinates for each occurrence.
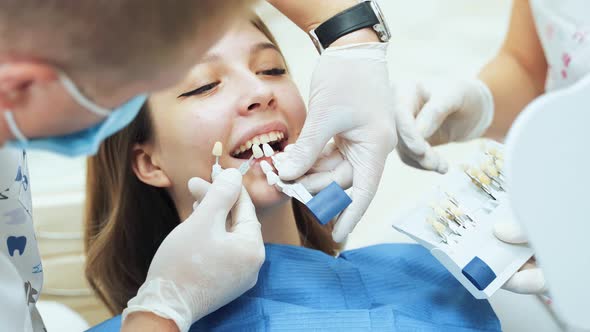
[198,42,278,64]
[251,42,280,55]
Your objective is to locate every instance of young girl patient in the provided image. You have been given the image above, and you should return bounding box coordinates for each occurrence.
[85,16,501,332]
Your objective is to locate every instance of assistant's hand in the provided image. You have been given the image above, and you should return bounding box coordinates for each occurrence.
[494,220,546,294]
[394,79,494,172]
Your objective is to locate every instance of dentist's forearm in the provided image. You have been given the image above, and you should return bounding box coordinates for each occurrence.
[266,0,380,44]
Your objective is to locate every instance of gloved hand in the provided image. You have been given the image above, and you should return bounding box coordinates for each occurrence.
[394,79,495,173]
[494,220,547,294]
[293,142,352,194]
[122,169,265,332]
[272,42,397,243]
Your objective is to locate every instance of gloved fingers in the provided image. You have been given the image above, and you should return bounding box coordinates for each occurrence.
[332,185,373,243]
[230,186,262,239]
[412,145,448,174]
[272,118,341,181]
[308,142,343,172]
[296,159,353,194]
[196,169,243,229]
[394,83,430,157]
[330,156,382,243]
[502,267,547,294]
[397,140,449,174]
[188,177,211,210]
[273,85,357,181]
[415,99,454,140]
[494,220,528,244]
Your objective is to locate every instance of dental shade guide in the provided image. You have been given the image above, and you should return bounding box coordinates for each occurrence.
[262,143,275,157]
[238,144,268,175]
[261,148,352,225]
[211,141,223,179]
[260,160,311,204]
[427,217,451,244]
[238,155,255,175]
[463,165,497,201]
[481,161,505,191]
[252,144,264,159]
[393,142,533,299]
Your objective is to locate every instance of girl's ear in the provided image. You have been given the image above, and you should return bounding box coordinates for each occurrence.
[131,143,172,188]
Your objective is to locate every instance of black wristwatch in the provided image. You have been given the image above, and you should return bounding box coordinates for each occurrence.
[309,1,391,53]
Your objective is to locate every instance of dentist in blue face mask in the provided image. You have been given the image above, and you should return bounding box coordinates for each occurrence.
[0,1,268,331]
[0,64,267,332]
[0,1,399,332]
[3,71,147,157]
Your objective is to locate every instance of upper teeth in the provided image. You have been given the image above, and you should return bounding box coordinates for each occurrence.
[232,131,285,156]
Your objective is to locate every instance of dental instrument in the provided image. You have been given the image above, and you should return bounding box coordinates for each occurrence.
[427,217,452,244]
[463,165,497,201]
[238,155,255,175]
[211,141,223,179]
[237,144,264,175]
[262,143,274,157]
[264,146,352,225]
[393,143,534,299]
[480,161,505,191]
[210,139,352,225]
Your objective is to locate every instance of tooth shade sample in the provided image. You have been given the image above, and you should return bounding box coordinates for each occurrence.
[474,170,492,185]
[260,160,273,174]
[252,144,264,159]
[262,143,274,157]
[266,172,281,185]
[482,161,499,177]
[433,206,448,218]
[427,217,447,237]
[212,141,223,157]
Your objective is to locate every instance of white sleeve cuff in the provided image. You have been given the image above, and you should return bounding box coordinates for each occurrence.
[464,80,495,140]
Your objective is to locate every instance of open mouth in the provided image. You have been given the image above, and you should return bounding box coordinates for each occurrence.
[231,130,288,159]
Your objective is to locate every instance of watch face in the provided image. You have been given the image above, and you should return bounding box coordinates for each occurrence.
[369,1,391,42]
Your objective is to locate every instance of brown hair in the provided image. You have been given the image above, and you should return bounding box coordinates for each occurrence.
[0,0,256,80]
[84,16,340,315]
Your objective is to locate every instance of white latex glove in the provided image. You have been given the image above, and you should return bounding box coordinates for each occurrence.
[272,43,397,243]
[294,142,352,194]
[394,79,494,173]
[122,169,264,332]
[494,220,547,294]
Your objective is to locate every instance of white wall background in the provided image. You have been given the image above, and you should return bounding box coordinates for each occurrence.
[30,1,567,331]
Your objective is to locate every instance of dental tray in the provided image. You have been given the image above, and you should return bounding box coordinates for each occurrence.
[392,143,533,299]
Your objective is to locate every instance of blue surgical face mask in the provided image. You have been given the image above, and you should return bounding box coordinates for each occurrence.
[3,71,147,157]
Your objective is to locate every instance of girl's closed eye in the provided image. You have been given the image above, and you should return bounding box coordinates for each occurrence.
[178,81,220,98]
[258,67,286,76]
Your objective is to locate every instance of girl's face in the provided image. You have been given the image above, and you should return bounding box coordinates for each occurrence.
[141,20,306,217]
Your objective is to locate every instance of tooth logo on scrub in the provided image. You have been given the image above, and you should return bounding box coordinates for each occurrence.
[7,236,27,256]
